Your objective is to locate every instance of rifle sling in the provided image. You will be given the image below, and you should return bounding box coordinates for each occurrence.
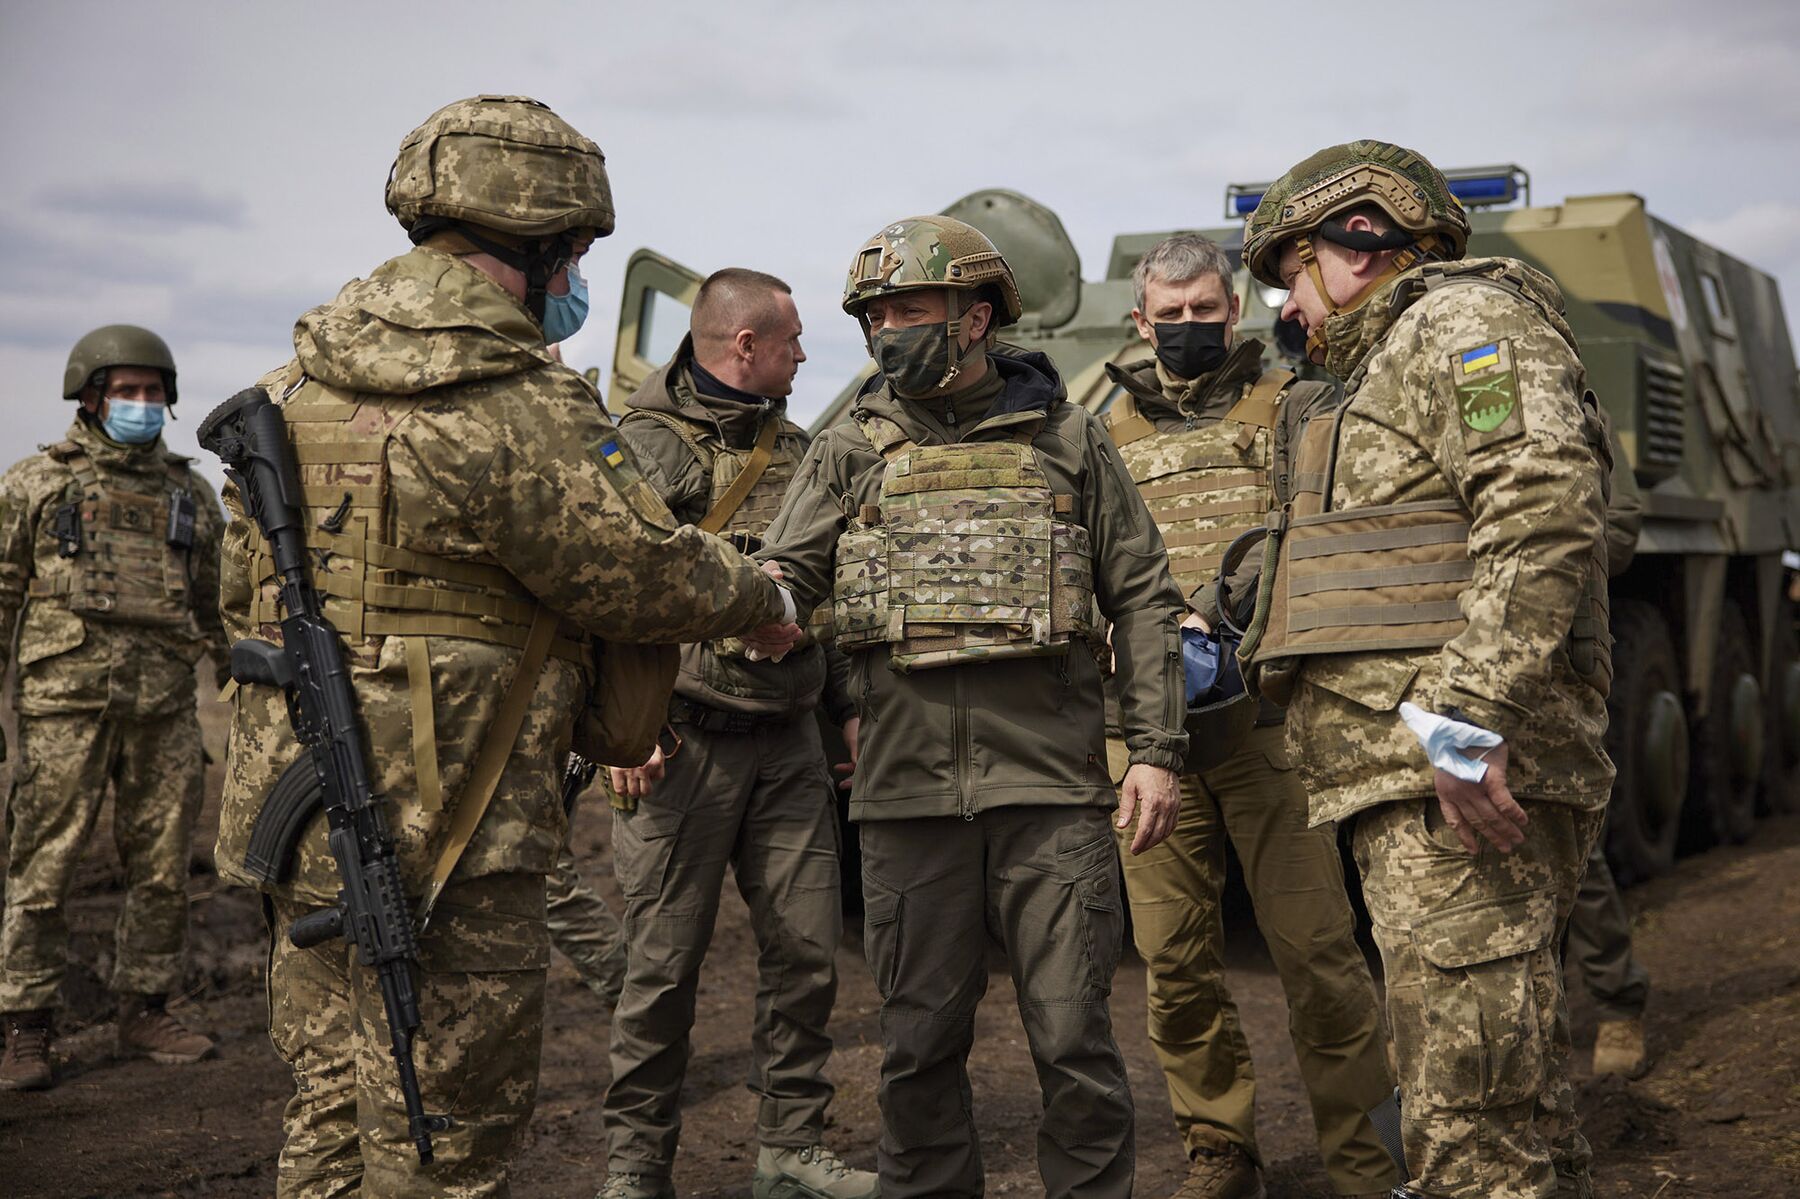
[698,416,778,534]
[416,604,559,925]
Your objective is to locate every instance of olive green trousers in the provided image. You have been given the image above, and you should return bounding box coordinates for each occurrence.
[604,714,844,1178]
[266,873,548,1199]
[1356,798,1603,1199]
[1564,830,1649,1020]
[1112,724,1398,1195]
[545,842,626,1003]
[860,805,1133,1199]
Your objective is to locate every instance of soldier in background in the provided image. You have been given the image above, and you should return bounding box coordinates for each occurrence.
[547,844,628,1007]
[1238,141,1614,1199]
[750,216,1187,1199]
[0,325,227,1091]
[215,95,796,1197]
[596,267,873,1199]
[1100,234,1398,1199]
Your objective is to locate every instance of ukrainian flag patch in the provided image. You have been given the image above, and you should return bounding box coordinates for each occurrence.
[599,440,625,467]
[1460,343,1502,373]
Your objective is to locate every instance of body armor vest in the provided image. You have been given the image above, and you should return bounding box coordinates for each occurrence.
[244,377,590,669]
[626,407,800,545]
[1243,265,1612,696]
[30,441,198,627]
[833,416,1098,673]
[1106,368,1292,595]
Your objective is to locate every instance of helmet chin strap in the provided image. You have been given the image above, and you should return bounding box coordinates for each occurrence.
[1296,232,1440,361]
[434,222,574,323]
[935,289,965,392]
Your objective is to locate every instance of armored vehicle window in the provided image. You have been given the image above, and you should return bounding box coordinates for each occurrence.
[1699,272,1735,340]
[637,286,691,364]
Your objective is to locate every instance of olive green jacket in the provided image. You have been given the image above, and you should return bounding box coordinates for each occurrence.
[216,247,785,902]
[759,346,1187,821]
[0,419,229,720]
[619,341,854,724]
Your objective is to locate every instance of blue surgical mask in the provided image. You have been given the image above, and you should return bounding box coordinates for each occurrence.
[541,261,590,344]
[102,399,165,445]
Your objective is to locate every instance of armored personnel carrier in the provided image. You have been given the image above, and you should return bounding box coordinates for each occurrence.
[608,168,1800,883]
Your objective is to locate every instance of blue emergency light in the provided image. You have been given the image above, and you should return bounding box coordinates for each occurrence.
[1223,164,1531,221]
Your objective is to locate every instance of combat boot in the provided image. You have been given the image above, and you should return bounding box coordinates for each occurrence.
[0,1010,55,1091]
[116,994,215,1064]
[594,1172,676,1199]
[752,1144,880,1199]
[1592,1016,1649,1078]
[1172,1129,1264,1199]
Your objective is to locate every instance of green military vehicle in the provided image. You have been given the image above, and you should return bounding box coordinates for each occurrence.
[607,167,1800,884]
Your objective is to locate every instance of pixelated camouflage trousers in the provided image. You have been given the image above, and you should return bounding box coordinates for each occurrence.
[1354,798,1604,1199]
[1112,725,1398,1195]
[545,842,626,1004]
[266,873,548,1199]
[860,806,1133,1199]
[1,710,204,1011]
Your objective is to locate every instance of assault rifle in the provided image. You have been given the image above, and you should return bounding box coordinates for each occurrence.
[198,386,450,1163]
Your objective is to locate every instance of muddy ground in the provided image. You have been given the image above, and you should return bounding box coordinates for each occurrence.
[3,692,1799,1197]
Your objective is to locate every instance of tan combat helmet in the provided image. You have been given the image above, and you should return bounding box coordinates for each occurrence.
[385,94,614,318]
[63,324,177,404]
[1241,140,1470,359]
[842,215,1024,391]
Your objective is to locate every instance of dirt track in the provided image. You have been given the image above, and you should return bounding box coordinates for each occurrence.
[3,695,1799,1197]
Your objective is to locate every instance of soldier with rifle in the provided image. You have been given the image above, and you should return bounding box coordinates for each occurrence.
[209,94,796,1197]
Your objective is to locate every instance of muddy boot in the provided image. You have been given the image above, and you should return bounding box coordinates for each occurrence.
[117,994,215,1064]
[1,1010,55,1091]
[594,1172,676,1199]
[1592,1016,1649,1078]
[752,1144,880,1199]
[1173,1130,1264,1199]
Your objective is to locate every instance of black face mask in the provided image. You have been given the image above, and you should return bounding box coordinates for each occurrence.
[871,323,955,398]
[1152,321,1231,381]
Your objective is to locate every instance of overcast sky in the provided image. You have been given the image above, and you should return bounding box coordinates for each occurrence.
[3,0,1797,484]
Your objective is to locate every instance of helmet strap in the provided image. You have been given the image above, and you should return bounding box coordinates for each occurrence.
[1297,232,1441,360]
[440,223,574,323]
[937,289,964,392]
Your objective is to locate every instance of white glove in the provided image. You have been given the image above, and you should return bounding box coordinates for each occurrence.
[745,585,798,662]
[1398,701,1502,783]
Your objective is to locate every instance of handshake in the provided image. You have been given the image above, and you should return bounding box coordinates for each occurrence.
[743,559,804,662]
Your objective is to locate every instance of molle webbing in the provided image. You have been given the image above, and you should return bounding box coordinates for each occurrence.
[245,391,587,666]
[31,448,194,626]
[832,436,1097,672]
[1277,500,1472,652]
[1111,371,1290,595]
[628,408,797,541]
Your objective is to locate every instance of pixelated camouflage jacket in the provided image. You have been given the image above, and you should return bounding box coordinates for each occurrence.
[758,345,1187,821]
[619,339,854,724]
[1283,257,1615,824]
[215,247,786,902]
[0,419,228,719]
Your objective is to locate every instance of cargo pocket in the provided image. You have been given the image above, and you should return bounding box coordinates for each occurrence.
[612,801,683,901]
[1404,890,1558,1111]
[1060,830,1124,996]
[862,876,902,1002]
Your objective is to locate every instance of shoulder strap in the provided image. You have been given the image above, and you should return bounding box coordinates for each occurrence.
[416,604,559,926]
[698,415,779,534]
[43,440,82,464]
[1222,368,1294,431]
[624,408,716,472]
[1104,392,1156,447]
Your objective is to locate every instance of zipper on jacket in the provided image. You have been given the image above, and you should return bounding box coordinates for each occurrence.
[954,667,973,820]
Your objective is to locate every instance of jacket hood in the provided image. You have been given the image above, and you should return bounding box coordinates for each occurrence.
[1105,337,1266,421]
[293,247,551,396]
[852,341,1065,438]
[627,334,783,447]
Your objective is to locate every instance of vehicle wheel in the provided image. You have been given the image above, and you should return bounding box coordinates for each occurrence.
[1760,601,1800,815]
[1684,603,1761,846]
[1604,599,1689,883]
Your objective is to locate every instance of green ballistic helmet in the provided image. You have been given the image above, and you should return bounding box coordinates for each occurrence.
[62,324,177,403]
[1240,139,1470,288]
[842,215,1024,326]
[385,94,616,240]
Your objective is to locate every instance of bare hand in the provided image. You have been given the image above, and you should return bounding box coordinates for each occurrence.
[1433,741,1528,854]
[1181,610,1212,634]
[1116,763,1181,854]
[835,716,861,792]
[608,745,666,801]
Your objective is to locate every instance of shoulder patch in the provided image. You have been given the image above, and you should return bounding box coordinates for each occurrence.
[1452,337,1520,435]
[587,430,677,532]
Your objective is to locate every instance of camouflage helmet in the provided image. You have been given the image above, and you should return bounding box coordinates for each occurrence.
[1240,139,1470,288]
[842,215,1023,327]
[385,94,615,240]
[62,324,177,404]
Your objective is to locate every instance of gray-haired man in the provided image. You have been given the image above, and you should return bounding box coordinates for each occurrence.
[1099,234,1399,1199]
